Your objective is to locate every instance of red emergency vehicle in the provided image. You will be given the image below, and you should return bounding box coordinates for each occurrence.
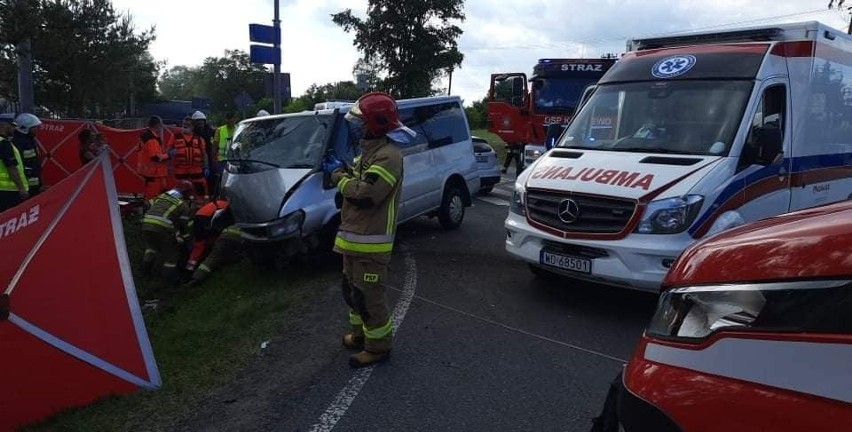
[487,58,615,164]
[608,200,852,431]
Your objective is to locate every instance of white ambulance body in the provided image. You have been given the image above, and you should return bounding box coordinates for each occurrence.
[505,21,852,292]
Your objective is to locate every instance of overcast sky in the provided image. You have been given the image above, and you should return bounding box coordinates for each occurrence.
[111,0,848,106]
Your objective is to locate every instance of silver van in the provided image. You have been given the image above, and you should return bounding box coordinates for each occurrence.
[222,95,480,266]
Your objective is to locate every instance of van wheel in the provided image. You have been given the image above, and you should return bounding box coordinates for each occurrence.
[438,186,465,230]
[528,263,558,280]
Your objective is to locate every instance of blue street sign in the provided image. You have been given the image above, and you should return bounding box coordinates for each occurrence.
[250,45,281,65]
[249,24,280,45]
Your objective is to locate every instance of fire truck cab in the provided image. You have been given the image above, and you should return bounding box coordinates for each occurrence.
[506,21,852,292]
[487,58,616,167]
[610,199,852,431]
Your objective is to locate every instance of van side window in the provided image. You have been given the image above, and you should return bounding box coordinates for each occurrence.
[404,102,470,149]
[740,85,786,170]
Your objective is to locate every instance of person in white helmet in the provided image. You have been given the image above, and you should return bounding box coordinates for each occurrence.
[256,109,270,117]
[11,113,43,196]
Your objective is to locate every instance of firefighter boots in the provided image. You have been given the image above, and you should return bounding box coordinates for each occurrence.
[349,350,390,368]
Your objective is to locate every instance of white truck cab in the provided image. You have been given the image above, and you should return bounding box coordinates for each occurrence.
[506,21,852,292]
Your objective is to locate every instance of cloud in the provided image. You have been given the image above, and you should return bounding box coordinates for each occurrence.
[111,0,849,106]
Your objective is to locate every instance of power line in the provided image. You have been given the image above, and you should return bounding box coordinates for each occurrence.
[461,8,838,52]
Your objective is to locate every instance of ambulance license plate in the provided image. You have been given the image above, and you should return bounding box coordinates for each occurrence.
[540,251,592,274]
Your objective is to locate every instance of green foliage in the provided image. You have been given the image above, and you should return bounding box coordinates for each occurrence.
[158,49,269,118]
[464,96,488,129]
[0,0,159,117]
[332,0,465,98]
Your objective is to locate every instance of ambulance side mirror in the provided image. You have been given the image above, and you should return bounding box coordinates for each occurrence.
[752,126,783,166]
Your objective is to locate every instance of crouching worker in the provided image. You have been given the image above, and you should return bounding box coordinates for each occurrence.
[323,92,411,368]
[141,180,194,283]
[184,198,243,284]
[189,225,244,284]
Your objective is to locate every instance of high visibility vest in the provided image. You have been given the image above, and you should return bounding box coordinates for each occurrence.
[173,133,205,175]
[13,132,40,187]
[216,125,235,161]
[0,138,25,192]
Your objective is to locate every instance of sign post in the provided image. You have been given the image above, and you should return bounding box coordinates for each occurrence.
[249,0,283,114]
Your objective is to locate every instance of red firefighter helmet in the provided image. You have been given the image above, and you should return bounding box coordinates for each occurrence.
[345,92,403,138]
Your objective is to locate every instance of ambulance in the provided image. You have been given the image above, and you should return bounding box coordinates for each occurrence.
[505,21,852,292]
[608,199,852,431]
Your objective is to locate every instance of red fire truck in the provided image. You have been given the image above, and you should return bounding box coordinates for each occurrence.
[487,58,616,167]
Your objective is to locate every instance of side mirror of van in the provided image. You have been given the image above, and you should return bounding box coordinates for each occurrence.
[752,126,783,165]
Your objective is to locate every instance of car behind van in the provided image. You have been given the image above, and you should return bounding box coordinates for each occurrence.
[599,200,852,431]
[222,96,479,266]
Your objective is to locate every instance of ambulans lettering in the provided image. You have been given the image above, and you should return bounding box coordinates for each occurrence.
[532,166,655,190]
[0,205,40,239]
[561,64,604,72]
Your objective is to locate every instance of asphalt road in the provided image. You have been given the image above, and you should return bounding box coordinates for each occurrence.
[180,177,659,432]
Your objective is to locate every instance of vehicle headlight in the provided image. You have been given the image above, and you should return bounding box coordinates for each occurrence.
[510,184,526,216]
[525,149,542,158]
[635,195,703,234]
[269,210,305,238]
[647,280,850,342]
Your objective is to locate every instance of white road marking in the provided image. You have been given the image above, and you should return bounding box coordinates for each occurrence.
[477,196,510,207]
[308,249,418,432]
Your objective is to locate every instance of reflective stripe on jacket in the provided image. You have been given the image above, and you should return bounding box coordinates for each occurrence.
[142,191,191,237]
[13,132,40,187]
[330,137,403,257]
[0,137,25,192]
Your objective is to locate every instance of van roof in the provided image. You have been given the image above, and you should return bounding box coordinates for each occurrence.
[245,95,464,122]
[664,200,852,287]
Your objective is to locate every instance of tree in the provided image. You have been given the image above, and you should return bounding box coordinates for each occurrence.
[829,0,852,34]
[0,0,159,117]
[158,65,203,101]
[332,0,465,98]
[303,81,364,106]
[464,96,488,130]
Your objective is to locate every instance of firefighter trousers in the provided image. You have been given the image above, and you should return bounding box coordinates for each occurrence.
[142,229,180,281]
[192,236,243,282]
[341,254,393,353]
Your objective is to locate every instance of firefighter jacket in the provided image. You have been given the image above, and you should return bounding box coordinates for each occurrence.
[12,131,41,188]
[172,132,206,175]
[142,191,192,239]
[137,128,170,178]
[330,137,403,257]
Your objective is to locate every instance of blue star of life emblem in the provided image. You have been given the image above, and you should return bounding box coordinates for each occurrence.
[652,55,697,78]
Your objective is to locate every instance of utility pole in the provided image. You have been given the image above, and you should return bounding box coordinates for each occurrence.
[447,68,453,96]
[15,0,35,114]
[273,0,282,114]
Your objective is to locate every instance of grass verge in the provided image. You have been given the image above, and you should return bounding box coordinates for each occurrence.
[24,218,330,432]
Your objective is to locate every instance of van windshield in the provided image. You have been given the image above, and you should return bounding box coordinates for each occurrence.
[229,114,334,170]
[558,80,753,156]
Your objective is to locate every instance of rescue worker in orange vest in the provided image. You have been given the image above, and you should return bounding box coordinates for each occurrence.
[323,92,412,368]
[172,117,209,197]
[137,116,173,201]
[184,198,231,274]
[141,180,194,283]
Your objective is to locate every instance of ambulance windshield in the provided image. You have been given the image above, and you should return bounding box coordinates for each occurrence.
[558,80,753,156]
[228,114,333,171]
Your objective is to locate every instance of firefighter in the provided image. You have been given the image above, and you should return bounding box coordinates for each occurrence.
[0,116,28,212]
[141,180,194,283]
[172,117,209,197]
[137,116,173,201]
[323,92,410,368]
[189,225,244,284]
[184,198,233,279]
[12,113,43,196]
